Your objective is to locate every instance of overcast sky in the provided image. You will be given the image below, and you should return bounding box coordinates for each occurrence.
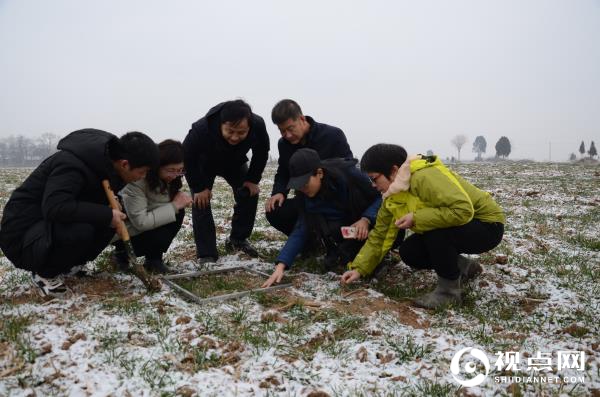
[1,0,599,161]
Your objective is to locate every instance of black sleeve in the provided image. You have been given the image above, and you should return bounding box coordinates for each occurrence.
[245,117,270,184]
[183,126,210,193]
[271,139,291,196]
[42,163,112,225]
[333,127,353,158]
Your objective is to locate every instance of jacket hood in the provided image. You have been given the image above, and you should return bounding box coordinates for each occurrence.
[57,128,118,178]
[382,154,440,198]
[205,102,226,120]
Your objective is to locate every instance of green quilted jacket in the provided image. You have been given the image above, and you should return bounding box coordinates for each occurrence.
[348,156,505,276]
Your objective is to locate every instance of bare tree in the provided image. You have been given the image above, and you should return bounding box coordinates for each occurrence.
[0,140,7,165]
[37,132,60,160]
[0,133,61,166]
[2,135,36,166]
[15,135,33,166]
[451,134,468,162]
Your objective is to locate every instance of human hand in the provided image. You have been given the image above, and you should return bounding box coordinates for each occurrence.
[265,193,285,212]
[395,212,414,229]
[110,209,127,229]
[243,181,260,197]
[350,217,370,240]
[173,191,193,210]
[340,270,361,285]
[261,263,286,288]
[113,195,123,211]
[193,189,212,209]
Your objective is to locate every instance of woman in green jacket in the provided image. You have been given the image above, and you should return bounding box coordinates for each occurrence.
[340,144,504,309]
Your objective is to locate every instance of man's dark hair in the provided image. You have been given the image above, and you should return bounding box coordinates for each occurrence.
[109,131,159,169]
[146,139,184,199]
[220,99,252,126]
[271,99,303,125]
[360,144,407,179]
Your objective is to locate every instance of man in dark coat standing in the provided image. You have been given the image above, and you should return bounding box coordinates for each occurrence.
[265,99,354,236]
[183,99,270,263]
[0,129,159,296]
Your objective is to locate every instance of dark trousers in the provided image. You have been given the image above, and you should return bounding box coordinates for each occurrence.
[129,209,185,260]
[265,196,300,236]
[24,222,115,278]
[398,220,504,280]
[191,163,258,259]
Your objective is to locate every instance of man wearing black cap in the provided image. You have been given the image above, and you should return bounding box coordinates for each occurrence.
[261,148,381,288]
[265,99,353,237]
[183,99,270,263]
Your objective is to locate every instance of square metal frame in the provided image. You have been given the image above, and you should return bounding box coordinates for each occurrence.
[161,266,292,304]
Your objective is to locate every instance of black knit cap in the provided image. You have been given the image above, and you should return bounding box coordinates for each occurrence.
[287,148,321,190]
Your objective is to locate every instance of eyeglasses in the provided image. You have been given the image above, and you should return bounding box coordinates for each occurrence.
[369,173,383,183]
[163,168,185,176]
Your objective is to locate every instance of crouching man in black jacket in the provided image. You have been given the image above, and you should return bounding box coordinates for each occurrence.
[183,100,270,263]
[0,129,158,297]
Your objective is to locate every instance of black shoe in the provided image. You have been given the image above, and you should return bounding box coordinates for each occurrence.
[144,258,169,274]
[197,256,217,265]
[225,238,259,257]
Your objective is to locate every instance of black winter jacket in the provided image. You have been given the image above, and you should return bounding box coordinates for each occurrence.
[0,129,124,267]
[183,102,270,192]
[272,116,353,196]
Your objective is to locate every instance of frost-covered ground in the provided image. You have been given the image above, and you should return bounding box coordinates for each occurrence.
[1,162,599,397]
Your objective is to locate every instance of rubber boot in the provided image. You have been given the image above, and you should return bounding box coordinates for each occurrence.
[413,276,462,309]
[457,255,482,281]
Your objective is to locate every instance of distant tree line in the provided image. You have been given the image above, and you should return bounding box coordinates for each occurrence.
[571,140,597,161]
[0,133,61,166]
[449,134,512,162]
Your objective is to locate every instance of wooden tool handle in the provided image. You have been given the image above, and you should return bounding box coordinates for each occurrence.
[102,179,130,241]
